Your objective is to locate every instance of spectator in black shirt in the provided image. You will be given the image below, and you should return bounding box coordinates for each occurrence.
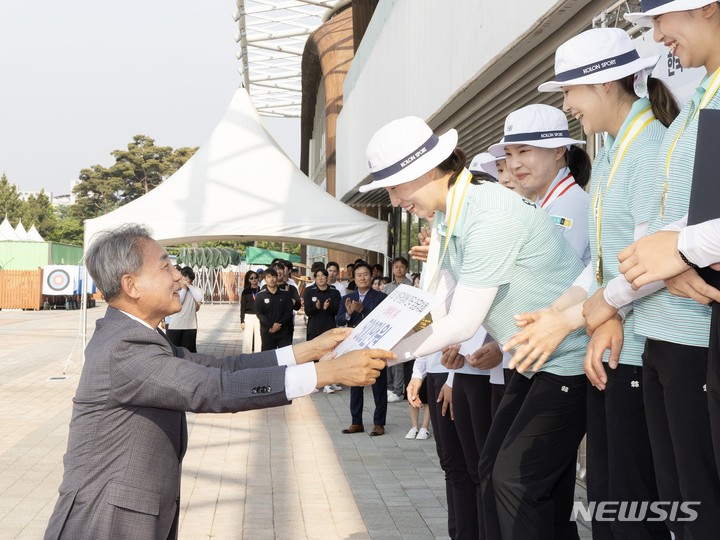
[254,267,293,351]
[272,262,301,310]
[303,269,341,340]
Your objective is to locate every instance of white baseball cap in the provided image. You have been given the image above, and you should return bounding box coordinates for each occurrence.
[487,104,585,157]
[359,116,458,192]
[625,0,716,27]
[538,28,660,93]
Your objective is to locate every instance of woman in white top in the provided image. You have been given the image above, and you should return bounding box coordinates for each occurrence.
[488,103,592,265]
[359,116,589,539]
[505,27,679,539]
[166,266,203,352]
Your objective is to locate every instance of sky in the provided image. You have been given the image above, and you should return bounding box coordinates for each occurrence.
[0,0,300,197]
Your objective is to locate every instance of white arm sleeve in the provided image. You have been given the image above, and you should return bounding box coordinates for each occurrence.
[617,304,632,321]
[603,221,666,308]
[678,218,720,268]
[604,274,664,308]
[660,215,687,233]
[392,284,498,360]
[571,263,593,293]
[187,284,204,303]
[412,355,428,380]
[634,221,650,240]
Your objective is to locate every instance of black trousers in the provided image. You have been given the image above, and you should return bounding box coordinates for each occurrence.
[166,328,197,353]
[349,366,387,426]
[586,364,670,539]
[490,368,514,418]
[260,329,292,351]
[452,373,493,539]
[708,302,720,476]
[642,338,720,539]
[426,372,478,540]
[479,370,586,540]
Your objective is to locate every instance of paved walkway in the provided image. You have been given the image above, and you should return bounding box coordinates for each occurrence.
[0,303,590,539]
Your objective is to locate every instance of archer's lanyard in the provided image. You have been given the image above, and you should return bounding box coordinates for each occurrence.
[593,107,655,285]
[660,66,720,220]
[540,173,574,209]
[423,168,473,294]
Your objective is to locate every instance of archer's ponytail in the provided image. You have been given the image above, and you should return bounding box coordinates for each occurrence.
[618,75,680,127]
[648,78,680,127]
[567,145,591,189]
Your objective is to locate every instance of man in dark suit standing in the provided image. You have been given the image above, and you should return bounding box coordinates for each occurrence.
[336,262,388,436]
[44,224,391,540]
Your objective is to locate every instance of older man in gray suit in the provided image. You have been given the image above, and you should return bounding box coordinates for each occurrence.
[45,224,391,540]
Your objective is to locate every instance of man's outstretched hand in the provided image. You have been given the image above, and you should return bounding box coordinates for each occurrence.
[293,328,352,364]
[315,349,394,388]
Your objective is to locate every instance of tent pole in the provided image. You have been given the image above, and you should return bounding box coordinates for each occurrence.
[81,221,89,366]
[80,265,88,366]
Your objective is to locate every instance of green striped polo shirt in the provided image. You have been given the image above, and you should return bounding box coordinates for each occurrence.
[439,181,588,377]
[589,98,667,366]
[634,76,720,347]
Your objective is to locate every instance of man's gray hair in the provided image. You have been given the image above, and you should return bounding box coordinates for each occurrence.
[86,224,153,302]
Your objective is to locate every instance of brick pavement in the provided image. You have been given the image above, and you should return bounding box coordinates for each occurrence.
[0,303,590,539]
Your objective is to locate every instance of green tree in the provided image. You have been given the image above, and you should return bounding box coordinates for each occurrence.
[71,163,124,222]
[20,190,56,239]
[48,205,83,246]
[71,135,197,222]
[0,173,23,225]
[111,135,173,201]
[163,146,198,178]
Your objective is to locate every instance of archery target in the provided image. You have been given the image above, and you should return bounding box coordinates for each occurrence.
[43,266,78,295]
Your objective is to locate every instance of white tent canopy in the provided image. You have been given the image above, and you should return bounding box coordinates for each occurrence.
[84,88,387,255]
[14,221,30,241]
[0,218,19,241]
[27,225,44,242]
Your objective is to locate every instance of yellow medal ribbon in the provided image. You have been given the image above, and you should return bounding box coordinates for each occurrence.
[438,169,473,267]
[593,106,655,285]
[415,168,473,331]
[660,66,720,219]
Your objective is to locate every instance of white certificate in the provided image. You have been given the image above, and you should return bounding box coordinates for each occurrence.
[331,284,436,359]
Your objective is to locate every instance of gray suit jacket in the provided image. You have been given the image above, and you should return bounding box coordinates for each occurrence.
[45,306,290,540]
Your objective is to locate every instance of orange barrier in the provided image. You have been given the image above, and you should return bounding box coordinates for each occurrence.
[0,270,43,310]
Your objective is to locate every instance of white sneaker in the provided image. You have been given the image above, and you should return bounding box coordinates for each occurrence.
[416,427,431,440]
[323,385,335,394]
[387,393,402,403]
[331,384,342,391]
[405,427,419,439]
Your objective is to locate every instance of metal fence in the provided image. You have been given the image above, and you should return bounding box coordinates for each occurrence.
[193,267,242,304]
